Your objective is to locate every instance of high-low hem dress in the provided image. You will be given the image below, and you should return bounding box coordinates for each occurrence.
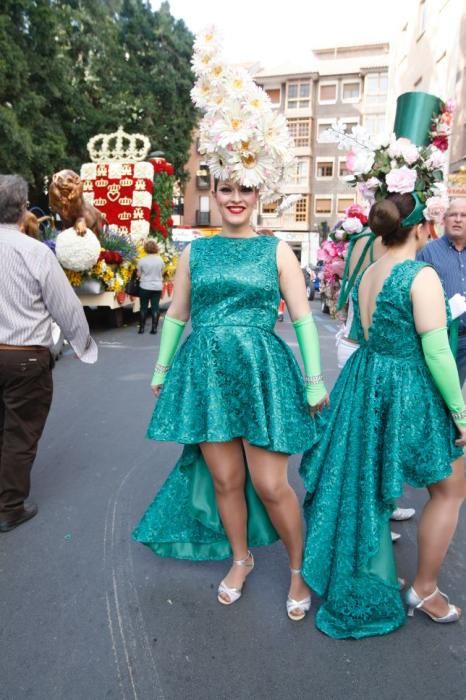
[300,260,462,639]
[133,235,319,560]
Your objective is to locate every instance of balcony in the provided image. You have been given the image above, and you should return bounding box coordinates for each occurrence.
[196,210,210,226]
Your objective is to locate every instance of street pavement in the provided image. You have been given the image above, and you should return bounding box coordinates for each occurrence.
[1,301,465,700]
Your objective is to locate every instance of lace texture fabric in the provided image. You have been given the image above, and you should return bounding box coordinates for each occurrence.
[147,236,317,453]
[300,260,461,639]
[134,235,318,560]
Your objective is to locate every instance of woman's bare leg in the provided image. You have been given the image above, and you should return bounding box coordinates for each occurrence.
[200,440,250,599]
[412,456,465,617]
[243,441,310,607]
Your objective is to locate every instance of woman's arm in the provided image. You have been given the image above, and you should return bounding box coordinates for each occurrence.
[412,267,466,440]
[166,245,191,322]
[277,241,328,410]
[276,240,310,321]
[150,245,191,395]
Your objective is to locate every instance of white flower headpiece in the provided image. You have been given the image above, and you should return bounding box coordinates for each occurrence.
[191,26,296,202]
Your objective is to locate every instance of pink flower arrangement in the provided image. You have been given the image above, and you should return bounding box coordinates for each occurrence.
[424,195,449,223]
[385,165,418,194]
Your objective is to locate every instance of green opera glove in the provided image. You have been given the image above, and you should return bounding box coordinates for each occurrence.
[293,314,327,405]
[421,327,466,428]
[151,316,186,386]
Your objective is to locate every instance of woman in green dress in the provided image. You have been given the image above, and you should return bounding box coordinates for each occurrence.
[300,192,466,639]
[133,180,328,619]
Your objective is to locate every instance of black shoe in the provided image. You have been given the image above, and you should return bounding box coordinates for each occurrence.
[0,503,38,533]
[138,326,145,334]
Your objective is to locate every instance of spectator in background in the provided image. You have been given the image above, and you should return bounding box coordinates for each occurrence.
[0,174,97,533]
[417,198,466,384]
[137,239,165,334]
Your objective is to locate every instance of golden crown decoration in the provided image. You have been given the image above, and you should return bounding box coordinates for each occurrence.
[87,126,151,163]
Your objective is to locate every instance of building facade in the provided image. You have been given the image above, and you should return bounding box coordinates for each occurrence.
[388,0,466,193]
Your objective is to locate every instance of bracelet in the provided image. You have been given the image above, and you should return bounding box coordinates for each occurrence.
[154,363,170,375]
[304,374,324,386]
[451,408,466,422]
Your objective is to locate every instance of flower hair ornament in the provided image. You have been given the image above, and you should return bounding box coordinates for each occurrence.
[191,26,296,203]
[321,91,455,227]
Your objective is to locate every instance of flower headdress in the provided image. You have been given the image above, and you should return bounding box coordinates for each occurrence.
[321,92,455,226]
[191,26,296,202]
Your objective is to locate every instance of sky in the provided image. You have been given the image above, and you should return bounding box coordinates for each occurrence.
[152,0,416,69]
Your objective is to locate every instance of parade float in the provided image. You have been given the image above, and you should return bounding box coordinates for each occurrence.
[46,127,177,325]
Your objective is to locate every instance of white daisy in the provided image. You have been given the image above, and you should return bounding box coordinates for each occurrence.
[191,49,218,77]
[194,25,221,54]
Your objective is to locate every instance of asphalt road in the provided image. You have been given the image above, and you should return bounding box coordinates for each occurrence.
[1,301,465,700]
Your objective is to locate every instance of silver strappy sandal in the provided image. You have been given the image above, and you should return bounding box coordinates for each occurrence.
[286,568,312,622]
[406,586,461,623]
[217,551,254,605]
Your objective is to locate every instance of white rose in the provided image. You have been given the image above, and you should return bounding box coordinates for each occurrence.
[342,217,363,234]
[352,150,375,175]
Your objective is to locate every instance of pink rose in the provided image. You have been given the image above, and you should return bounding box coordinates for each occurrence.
[342,217,363,234]
[425,147,446,170]
[330,259,345,278]
[334,229,345,240]
[388,138,419,164]
[346,149,357,173]
[424,196,449,223]
[445,98,456,113]
[385,165,417,194]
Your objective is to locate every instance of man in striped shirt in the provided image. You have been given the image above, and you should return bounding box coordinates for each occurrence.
[417,199,466,385]
[0,174,97,533]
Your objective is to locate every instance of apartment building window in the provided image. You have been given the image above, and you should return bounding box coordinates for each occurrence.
[262,201,278,215]
[365,72,388,104]
[319,81,337,104]
[196,163,211,189]
[337,196,355,214]
[287,81,310,109]
[317,120,335,141]
[314,196,332,215]
[295,196,308,223]
[342,81,361,103]
[196,195,210,226]
[288,118,311,147]
[265,88,281,106]
[292,157,309,185]
[364,114,386,137]
[341,117,359,133]
[338,158,350,178]
[316,158,334,179]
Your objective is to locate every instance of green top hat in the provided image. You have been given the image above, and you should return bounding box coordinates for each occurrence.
[393,91,443,147]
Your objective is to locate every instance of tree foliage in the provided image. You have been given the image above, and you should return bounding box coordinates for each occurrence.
[0,0,195,203]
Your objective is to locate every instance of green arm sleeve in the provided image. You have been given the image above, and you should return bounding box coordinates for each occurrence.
[421,327,466,427]
[151,316,186,385]
[293,314,327,405]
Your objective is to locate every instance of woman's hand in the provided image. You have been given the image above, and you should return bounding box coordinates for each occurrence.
[151,383,163,398]
[455,426,466,446]
[308,394,330,416]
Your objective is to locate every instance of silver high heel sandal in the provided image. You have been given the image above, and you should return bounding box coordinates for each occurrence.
[217,551,254,605]
[287,568,312,622]
[406,586,461,623]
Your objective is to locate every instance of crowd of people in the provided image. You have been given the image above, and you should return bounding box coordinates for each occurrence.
[1,29,465,641]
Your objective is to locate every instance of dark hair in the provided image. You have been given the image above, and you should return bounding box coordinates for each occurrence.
[368,193,420,247]
[0,174,28,224]
[144,239,159,254]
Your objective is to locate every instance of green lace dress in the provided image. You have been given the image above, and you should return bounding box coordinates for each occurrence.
[133,235,319,560]
[300,260,462,639]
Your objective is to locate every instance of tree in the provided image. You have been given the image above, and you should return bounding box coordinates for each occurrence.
[0,0,196,205]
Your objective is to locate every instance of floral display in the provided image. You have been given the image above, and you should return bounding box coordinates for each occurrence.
[57,226,139,293]
[321,98,455,218]
[149,159,175,243]
[317,204,370,318]
[191,25,295,203]
[55,227,101,271]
